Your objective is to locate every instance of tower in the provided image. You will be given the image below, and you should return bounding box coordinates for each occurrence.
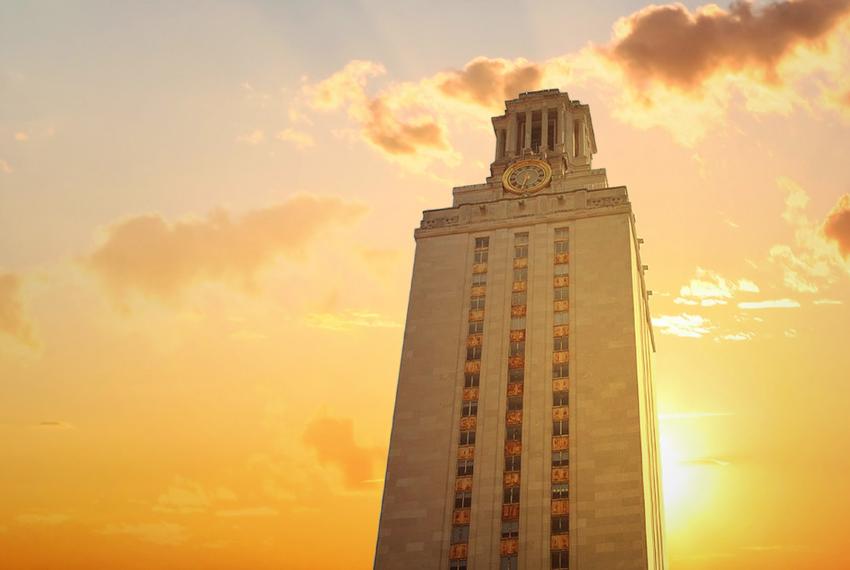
[375,89,665,569]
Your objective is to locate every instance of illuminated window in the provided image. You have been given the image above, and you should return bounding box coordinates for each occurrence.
[554,287,568,301]
[554,312,569,325]
[472,273,487,286]
[461,400,478,417]
[553,483,569,500]
[555,240,569,254]
[554,264,569,276]
[511,291,527,305]
[511,316,526,329]
[457,459,474,476]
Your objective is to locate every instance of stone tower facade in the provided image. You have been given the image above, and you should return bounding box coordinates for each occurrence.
[374,89,665,570]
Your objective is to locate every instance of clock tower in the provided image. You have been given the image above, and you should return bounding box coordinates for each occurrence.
[375,89,666,570]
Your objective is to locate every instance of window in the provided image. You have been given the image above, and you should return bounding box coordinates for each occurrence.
[554,227,568,240]
[509,341,525,356]
[501,555,519,570]
[503,486,520,504]
[553,391,568,406]
[469,321,484,334]
[507,397,523,411]
[470,296,485,310]
[451,525,470,544]
[501,520,519,539]
[554,336,568,351]
[554,287,568,301]
[553,420,568,436]
[552,483,569,500]
[554,311,569,325]
[554,263,569,276]
[511,316,526,330]
[555,240,569,254]
[513,267,528,282]
[551,550,569,568]
[515,232,529,245]
[466,346,482,361]
[514,245,528,259]
[474,249,488,264]
[552,450,569,466]
[472,273,487,286]
[450,561,467,570]
[459,430,476,445]
[553,363,569,379]
[511,291,527,306]
[552,516,569,534]
[464,373,480,388]
[461,400,478,417]
[455,491,472,509]
[506,426,521,441]
[509,368,524,383]
[457,459,474,476]
[475,237,489,249]
[505,455,521,471]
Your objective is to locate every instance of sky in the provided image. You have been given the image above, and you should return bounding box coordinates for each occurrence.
[2,0,850,568]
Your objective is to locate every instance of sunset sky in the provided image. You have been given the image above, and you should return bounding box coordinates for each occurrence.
[2,1,850,568]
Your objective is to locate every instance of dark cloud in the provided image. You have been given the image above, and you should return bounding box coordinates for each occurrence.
[824,194,850,258]
[437,57,544,108]
[302,415,383,490]
[605,0,850,89]
[362,98,449,155]
[84,195,367,302]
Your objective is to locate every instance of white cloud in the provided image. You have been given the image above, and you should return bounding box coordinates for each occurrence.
[738,299,801,309]
[814,299,843,305]
[676,268,760,305]
[652,313,712,338]
[719,331,755,341]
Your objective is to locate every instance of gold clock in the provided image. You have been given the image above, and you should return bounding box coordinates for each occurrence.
[502,159,552,195]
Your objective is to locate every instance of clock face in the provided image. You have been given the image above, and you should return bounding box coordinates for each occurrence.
[502,159,552,195]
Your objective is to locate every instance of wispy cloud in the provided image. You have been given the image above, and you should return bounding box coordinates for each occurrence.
[100,522,188,545]
[675,267,760,306]
[17,513,70,525]
[276,128,315,149]
[738,299,801,309]
[154,477,236,514]
[215,507,278,518]
[0,272,37,347]
[304,310,401,331]
[652,313,712,338]
[302,415,384,490]
[235,129,265,145]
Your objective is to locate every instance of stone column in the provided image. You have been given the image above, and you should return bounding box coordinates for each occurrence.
[541,108,549,151]
[507,114,518,158]
[524,110,532,151]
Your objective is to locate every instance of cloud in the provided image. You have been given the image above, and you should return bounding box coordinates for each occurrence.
[823,194,850,258]
[814,298,842,304]
[738,298,801,309]
[302,415,383,490]
[14,132,29,142]
[652,313,712,338]
[719,331,755,341]
[17,513,70,525]
[603,0,850,90]
[304,310,402,331]
[100,522,188,545]
[276,128,315,149]
[436,57,544,108]
[154,477,237,514]
[769,178,850,291]
[0,272,37,346]
[675,267,760,306]
[215,507,278,518]
[84,194,367,303]
[236,129,265,145]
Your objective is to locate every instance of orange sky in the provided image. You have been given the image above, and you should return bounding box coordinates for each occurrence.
[2,1,850,568]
